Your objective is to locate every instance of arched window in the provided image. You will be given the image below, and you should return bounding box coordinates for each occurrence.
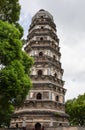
[59,123,62,126]
[38,70,43,76]
[36,93,42,99]
[54,73,57,78]
[35,122,41,129]
[41,26,44,29]
[39,52,43,56]
[53,55,56,60]
[41,16,44,18]
[56,95,59,101]
[40,37,43,40]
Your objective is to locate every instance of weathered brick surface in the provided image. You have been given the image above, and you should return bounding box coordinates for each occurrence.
[45,127,85,130]
[0,127,85,130]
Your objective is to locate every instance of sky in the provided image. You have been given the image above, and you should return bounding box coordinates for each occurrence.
[19,0,85,100]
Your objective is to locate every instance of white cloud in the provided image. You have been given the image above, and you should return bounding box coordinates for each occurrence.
[19,0,85,100]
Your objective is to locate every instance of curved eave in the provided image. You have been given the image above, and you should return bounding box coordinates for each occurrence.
[12,110,69,118]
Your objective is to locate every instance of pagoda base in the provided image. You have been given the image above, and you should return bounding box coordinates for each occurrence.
[10,111,69,128]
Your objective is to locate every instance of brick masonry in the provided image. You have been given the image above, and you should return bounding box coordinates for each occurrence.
[45,127,85,130]
[0,127,85,130]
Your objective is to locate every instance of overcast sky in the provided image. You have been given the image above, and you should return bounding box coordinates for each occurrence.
[19,0,85,100]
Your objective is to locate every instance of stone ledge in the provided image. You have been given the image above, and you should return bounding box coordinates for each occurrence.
[0,127,85,130]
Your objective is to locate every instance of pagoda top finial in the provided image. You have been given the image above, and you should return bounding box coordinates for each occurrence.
[32,9,53,22]
[39,9,45,11]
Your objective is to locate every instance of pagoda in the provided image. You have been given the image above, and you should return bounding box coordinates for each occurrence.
[10,9,69,129]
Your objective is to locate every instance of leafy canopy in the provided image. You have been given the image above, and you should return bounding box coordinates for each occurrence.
[0,0,20,23]
[0,0,34,127]
[65,93,85,126]
[0,20,33,127]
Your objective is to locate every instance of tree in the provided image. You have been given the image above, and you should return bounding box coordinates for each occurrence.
[0,20,33,127]
[65,93,85,126]
[0,0,34,127]
[0,0,20,23]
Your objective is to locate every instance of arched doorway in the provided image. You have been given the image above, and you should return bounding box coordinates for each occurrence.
[35,122,41,130]
[36,93,42,100]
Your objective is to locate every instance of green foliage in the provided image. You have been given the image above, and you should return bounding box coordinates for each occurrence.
[0,0,20,23]
[65,93,85,126]
[0,0,34,127]
[0,20,22,65]
[0,104,14,127]
[0,20,34,127]
[0,60,32,104]
[21,52,33,74]
[15,23,24,39]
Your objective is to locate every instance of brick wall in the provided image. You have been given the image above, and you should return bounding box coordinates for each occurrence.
[45,127,85,130]
[0,127,85,130]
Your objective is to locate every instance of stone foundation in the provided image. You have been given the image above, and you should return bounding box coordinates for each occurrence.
[45,127,85,130]
[0,127,85,130]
